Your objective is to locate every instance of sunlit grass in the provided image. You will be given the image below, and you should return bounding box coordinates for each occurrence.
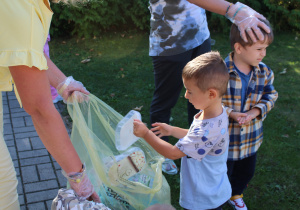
[50,32,300,210]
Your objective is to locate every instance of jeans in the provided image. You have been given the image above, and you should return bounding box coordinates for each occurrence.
[150,38,211,141]
[227,153,257,196]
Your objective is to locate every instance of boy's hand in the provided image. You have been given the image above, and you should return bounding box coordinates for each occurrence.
[229,111,248,125]
[150,122,173,138]
[133,119,149,138]
[238,113,254,125]
[241,108,261,125]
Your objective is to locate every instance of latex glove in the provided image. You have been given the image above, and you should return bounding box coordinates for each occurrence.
[62,164,101,203]
[57,76,90,103]
[226,2,270,43]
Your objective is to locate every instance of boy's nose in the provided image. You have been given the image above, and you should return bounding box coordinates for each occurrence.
[184,91,188,99]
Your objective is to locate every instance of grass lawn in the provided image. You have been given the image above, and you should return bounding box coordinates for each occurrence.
[50,32,300,210]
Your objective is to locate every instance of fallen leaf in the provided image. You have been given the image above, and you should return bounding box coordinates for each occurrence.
[89,49,94,52]
[121,34,125,37]
[81,59,91,64]
[120,68,124,71]
[110,93,115,97]
[93,36,97,39]
[75,53,80,56]
[279,68,287,75]
[129,36,133,39]
[133,106,143,111]
[281,134,289,138]
[62,41,66,44]
[81,37,85,40]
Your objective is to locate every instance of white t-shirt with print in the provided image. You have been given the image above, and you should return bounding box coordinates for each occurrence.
[175,107,231,210]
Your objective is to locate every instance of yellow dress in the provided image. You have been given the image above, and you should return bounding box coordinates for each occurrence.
[0,0,53,106]
[0,1,53,209]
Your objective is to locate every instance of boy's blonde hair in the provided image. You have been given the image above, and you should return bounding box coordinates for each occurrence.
[182,51,229,97]
[230,18,274,51]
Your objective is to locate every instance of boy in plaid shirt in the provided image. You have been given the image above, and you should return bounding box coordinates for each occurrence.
[222,19,278,210]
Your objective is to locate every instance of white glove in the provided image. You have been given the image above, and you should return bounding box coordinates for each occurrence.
[62,164,101,203]
[57,76,90,103]
[226,2,270,42]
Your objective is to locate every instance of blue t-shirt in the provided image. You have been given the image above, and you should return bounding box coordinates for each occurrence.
[234,64,251,111]
[149,0,210,56]
[175,107,231,209]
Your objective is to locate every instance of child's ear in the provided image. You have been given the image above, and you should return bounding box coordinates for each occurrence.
[234,43,242,54]
[208,89,218,99]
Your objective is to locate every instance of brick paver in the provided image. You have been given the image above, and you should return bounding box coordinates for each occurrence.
[3,92,68,210]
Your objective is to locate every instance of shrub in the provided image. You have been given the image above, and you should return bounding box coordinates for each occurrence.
[50,0,150,38]
[50,0,299,38]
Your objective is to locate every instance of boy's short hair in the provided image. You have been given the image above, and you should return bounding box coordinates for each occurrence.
[182,51,229,97]
[230,18,274,51]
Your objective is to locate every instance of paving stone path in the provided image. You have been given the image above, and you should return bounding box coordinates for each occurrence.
[3,91,69,210]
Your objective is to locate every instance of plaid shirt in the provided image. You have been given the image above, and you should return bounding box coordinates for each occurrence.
[222,52,278,161]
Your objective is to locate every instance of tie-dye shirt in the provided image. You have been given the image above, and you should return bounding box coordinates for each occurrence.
[149,0,210,56]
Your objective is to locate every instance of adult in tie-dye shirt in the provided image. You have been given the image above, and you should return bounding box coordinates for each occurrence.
[149,0,211,132]
[149,0,271,131]
[148,0,271,176]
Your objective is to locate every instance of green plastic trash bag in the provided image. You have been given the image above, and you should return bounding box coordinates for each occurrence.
[66,93,171,210]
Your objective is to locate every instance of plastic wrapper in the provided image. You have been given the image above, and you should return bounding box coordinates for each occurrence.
[66,93,171,209]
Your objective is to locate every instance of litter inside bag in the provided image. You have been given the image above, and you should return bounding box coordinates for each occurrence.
[66,93,171,210]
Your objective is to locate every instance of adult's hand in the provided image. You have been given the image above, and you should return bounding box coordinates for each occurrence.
[62,164,101,203]
[57,76,90,103]
[226,2,270,42]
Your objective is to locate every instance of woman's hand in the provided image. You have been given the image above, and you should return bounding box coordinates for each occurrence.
[63,164,101,203]
[57,76,90,103]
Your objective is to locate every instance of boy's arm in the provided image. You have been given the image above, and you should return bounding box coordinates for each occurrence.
[224,106,234,117]
[253,69,278,121]
[151,122,188,139]
[134,120,186,160]
[143,130,186,160]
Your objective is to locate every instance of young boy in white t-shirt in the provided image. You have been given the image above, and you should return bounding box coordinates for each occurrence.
[134,51,231,210]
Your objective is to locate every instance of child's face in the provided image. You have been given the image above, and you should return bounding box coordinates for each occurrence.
[183,78,210,110]
[239,40,269,67]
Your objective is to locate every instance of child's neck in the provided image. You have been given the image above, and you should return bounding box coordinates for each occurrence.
[197,100,223,120]
[233,53,252,75]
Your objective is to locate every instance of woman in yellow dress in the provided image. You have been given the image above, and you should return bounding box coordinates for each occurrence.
[0,1,100,209]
